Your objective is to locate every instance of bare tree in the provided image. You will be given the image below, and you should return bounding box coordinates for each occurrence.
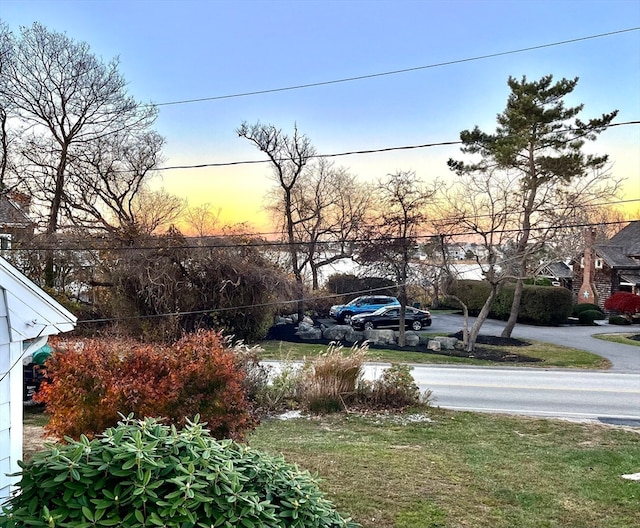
[182,203,222,237]
[237,121,315,321]
[59,129,180,243]
[359,171,436,346]
[449,75,619,338]
[433,170,517,352]
[267,159,370,290]
[1,23,158,284]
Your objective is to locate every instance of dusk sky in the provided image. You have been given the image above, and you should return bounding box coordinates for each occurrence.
[2,0,639,232]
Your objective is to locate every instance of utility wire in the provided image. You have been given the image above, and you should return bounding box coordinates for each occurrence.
[8,216,639,253]
[155,120,640,172]
[152,28,640,107]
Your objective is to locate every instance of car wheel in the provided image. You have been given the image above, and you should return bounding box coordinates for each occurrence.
[411,320,423,331]
[340,312,353,324]
[364,321,374,331]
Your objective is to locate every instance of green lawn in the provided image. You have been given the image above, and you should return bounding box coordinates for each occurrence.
[258,339,611,369]
[594,332,640,347]
[249,410,640,528]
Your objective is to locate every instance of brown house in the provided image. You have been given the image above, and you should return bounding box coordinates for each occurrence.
[0,192,34,248]
[574,221,640,309]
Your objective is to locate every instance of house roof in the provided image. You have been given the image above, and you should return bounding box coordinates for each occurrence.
[542,261,573,279]
[0,194,32,228]
[595,221,640,269]
[0,257,77,344]
[608,221,640,256]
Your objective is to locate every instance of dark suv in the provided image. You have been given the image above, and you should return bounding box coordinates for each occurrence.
[329,295,400,324]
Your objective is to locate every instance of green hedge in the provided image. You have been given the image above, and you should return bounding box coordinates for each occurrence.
[449,280,573,325]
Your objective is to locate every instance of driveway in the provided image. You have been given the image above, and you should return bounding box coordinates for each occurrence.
[429,313,640,373]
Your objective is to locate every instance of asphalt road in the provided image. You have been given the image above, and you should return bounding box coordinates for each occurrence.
[272,315,640,425]
[430,313,640,373]
[376,314,640,425]
[363,364,640,426]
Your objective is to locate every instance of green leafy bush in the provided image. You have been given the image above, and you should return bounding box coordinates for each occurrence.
[578,309,606,325]
[35,330,257,441]
[0,416,358,528]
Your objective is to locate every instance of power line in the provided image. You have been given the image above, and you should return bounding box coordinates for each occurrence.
[152,28,640,108]
[65,217,638,327]
[8,213,639,253]
[154,120,640,171]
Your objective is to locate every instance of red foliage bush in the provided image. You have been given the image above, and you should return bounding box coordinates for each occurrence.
[35,330,257,441]
[604,291,640,315]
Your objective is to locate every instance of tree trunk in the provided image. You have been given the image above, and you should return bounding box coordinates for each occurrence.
[501,278,524,338]
[465,287,499,353]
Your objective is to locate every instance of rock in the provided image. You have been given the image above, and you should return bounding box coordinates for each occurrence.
[323,325,351,341]
[434,336,458,350]
[344,327,365,343]
[404,332,420,347]
[427,340,442,351]
[364,329,396,345]
[296,321,322,340]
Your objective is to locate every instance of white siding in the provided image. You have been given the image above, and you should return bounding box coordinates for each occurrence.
[0,257,77,503]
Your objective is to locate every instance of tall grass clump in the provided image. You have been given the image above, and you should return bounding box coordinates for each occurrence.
[299,342,368,413]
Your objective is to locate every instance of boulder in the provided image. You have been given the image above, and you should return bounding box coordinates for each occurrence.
[364,329,396,345]
[427,340,442,351]
[434,336,458,350]
[295,321,322,340]
[323,325,351,341]
[344,327,365,343]
[404,332,420,347]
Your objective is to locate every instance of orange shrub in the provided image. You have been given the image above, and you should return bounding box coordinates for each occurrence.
[35,330,257,441]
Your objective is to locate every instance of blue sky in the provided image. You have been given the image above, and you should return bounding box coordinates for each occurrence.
[2,0,639,230]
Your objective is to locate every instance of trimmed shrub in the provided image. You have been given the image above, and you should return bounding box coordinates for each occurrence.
[35,330,257,441]
[449,280,572,324]
[572,303,603,317]
[609,315,632,325]
[516,285,573,325]
[0,416,358,528]
[448,280,492,315]
[578,309,606,325]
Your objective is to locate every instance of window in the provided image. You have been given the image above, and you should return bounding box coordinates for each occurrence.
[0,234,11,250]
[595,258,603,269]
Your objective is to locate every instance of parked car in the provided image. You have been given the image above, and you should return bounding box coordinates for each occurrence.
[329,295,400,324]
[350,305,432,331]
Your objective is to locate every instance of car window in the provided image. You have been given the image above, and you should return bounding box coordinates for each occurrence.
[386,308,400,316]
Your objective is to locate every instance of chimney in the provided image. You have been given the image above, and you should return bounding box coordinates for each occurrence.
[577,227,597,304]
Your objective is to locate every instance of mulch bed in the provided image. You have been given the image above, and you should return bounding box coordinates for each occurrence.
[266,324,541,363]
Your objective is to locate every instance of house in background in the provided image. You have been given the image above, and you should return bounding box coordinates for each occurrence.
[0,257,76,503]
[0,192,35,250]
[537,261,573,289]
[574,221,640,308]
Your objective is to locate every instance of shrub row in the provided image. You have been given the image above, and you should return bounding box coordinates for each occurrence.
[447,280,573,325]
